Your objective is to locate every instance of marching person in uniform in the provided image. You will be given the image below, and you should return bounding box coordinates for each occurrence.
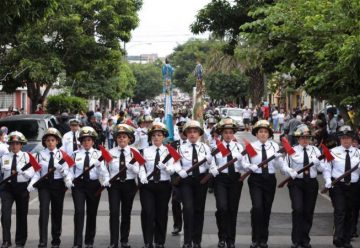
[209,118,245,248]
[107,124,140,248]
[62,119,81,157]
[138,122,175,248]
[0,131,35,248]
[134,115,153,154]
[242,120,285,248]
[27,128,70,248]
[174,120,215,248]
[282,124,323,248]
[323,125,360,248]
[68,126,110,248]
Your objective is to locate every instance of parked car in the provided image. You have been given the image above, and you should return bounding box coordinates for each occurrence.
[226,108,245,131]
[0,114,59,153]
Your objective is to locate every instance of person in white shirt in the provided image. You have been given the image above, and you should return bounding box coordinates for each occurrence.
[68,126,110,248]
[322,125,360,248]
[138,122,175,248]
[243,106,252,132]
[27,128,70,248]
[134,115,153,154]
[282,124,323,248]
[0,131,35,248]
[174,120,215,248]
[272,107,279,133]
[154,109,165,123]
[278,109,285,133]
[107,124,140,248]
[0,129,9,182]
[61,119,81,157]
[209,118,245,248]
[204,117,217,145]
[242,120,284,248]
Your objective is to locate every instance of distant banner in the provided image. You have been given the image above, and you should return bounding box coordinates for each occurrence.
[162,59,174,141]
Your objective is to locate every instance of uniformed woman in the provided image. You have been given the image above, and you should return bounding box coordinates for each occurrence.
[323,125,360,248]
[242,120,284,248]
[134,115,153,154]
[69,126,110,248]
[0,131,35,248]
[107,124,140,248]
[27,128,70,248]
[282,124,323,248]
[61,119,81,157]
[174,120,215,248]
[209,118,245,248]
[138,122,175,248]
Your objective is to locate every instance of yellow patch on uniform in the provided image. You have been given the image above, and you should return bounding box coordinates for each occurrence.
[336,153,342,156]
[4,160,9,165]
[76,158,82,161]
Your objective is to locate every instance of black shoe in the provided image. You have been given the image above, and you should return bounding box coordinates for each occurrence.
[85,245,94,248]
[208,187,214,193]
[291,244,302,248]
[52,246,60,248]
[218,241,226,248]
[172,227,181,236]
[351,233,359,238]
[226,242,235,248]
[193,244,201,248]
[143,244,153,248]
[302,243,312,248]
[250,243,259,248]
[343,244,353,248]
[259,243,268,248]
[121,243,131,248]
[333,239,343,248]
[38,243,47,248]
[182,244,192,248]
[155,245,164,248]
[0,242,11,248]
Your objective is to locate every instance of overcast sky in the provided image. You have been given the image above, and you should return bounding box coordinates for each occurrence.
[126,0,211,57]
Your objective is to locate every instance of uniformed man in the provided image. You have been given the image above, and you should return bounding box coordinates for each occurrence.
[204,117,217,145]
[0,131,35,248]
[242,120,284,248]
[0,129,9,183]
[209,118,245,248]
[174,120,215,248]
[134,115,153,154]
[61,119,80,157]
[154,109,165,123]
[323,125,360,248]
[138,122,175,248]
[27,128,70,248]
[107,124,140,248]
[282,124,323,248]
[68,126,110,248]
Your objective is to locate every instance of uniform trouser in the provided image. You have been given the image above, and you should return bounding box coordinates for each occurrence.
[214,173,243,244]
[248,173,276,244]
[329,182,357,245]
[38,179,66,246]
[1,182,29,246]
[179,174,208,245]
[171,186,182,231]
[351,181,360,235]
[72,180,101,246]
[288,178,318,245]
[140,181,172,245]
[108,179,137,246]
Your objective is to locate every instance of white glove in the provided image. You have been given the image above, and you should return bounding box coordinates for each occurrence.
[325,178,332,189]
[156,163,166,170]
[54,163,63,170]
[178,170,188,178]
[312,157,320,166]
[126,163,134,170]
[274,152,282,159]
[206,154,213,164]
[18,170,32,179]
[236,154,243,162]
[287,168,298,179]
[65,177,74,189]
[210,167,219,177]
[102,178,110,187]
[27,183,35,192]
[140,177,148,184]
[249,164,259,172]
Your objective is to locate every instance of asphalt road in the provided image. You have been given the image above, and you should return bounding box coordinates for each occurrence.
[8,131,360,247]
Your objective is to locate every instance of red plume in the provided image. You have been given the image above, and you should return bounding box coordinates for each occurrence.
[130,147,146,165]
[165,144,181,162]
[215,138,230,157]
[243,139,257,158]
[321,144,335,161]
[281,137,295,155]
[59,149,75,167]
[98,145,113,163]
[27,152,41,172]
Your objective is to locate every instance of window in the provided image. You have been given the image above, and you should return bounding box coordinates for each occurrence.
[0,92,14,109]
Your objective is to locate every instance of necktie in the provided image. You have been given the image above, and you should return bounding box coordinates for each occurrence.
[345,150,351,183]
[48,151,54,182]
[120,149,126,180]
[261,144,269,174]
[183,140,187,144]
[227,144,235,175]
[73,132,78,152]
[153,148,161,182]
[83,151,90,181]
[192,144,199,177]
[11,154,17,183]
[303,147,310,179]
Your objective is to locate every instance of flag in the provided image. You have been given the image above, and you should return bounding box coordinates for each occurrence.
[162,60,175,141]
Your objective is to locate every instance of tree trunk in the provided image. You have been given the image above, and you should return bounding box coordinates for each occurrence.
[246,67,264,106]
[27,82,53,113]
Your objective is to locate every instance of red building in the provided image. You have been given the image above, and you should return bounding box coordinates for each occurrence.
[0,86,31,118]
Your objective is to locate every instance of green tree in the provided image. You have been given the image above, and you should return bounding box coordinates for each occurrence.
[130,63,163,103]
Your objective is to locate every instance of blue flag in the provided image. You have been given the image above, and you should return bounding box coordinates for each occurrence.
[162,61,174,141]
